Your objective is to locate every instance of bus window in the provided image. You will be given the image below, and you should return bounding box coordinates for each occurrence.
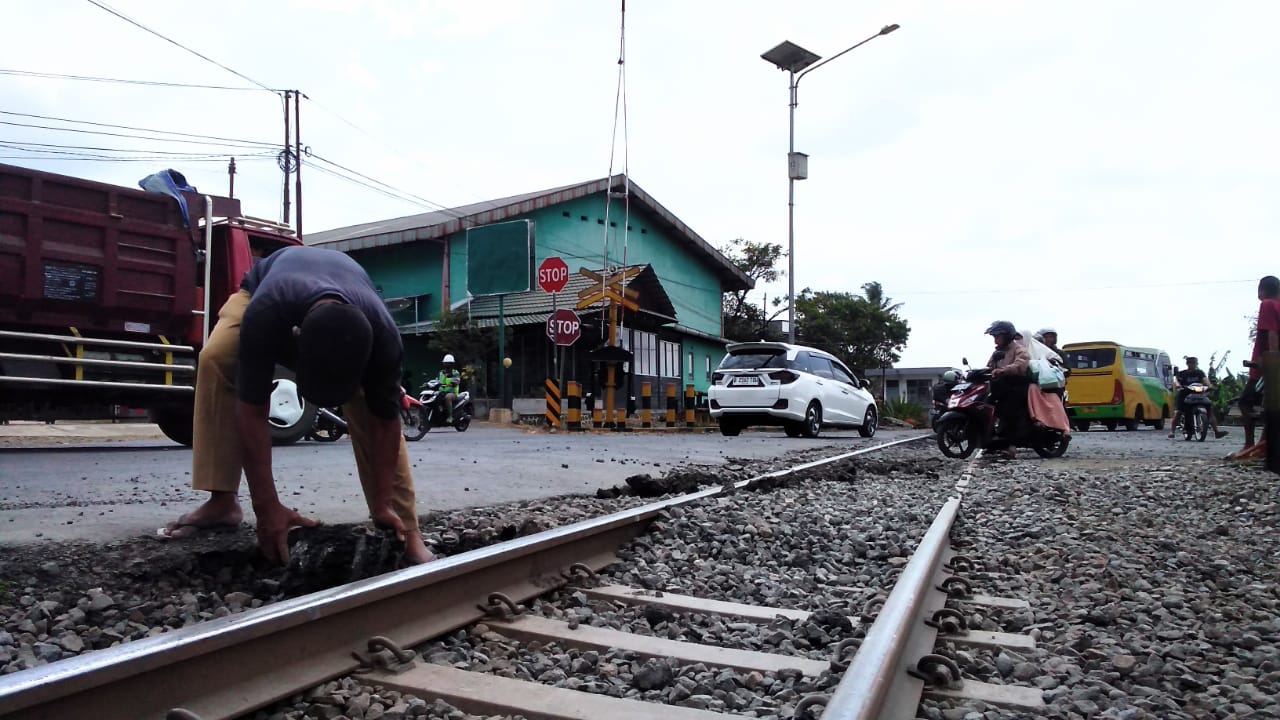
[1065,348,1115,369]
[1123,351,1158,378]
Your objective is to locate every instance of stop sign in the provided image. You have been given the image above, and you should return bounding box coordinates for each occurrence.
[537,256,570,294]
[547,308,581,347]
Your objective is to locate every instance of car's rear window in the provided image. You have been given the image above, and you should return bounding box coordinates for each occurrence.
[721,350,788,370]
[1064,348,1116,369]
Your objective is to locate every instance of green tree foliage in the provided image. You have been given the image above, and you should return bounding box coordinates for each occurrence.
[1207,351,1247,421]
[427,309,506,393]
[795,283,910,373]
[718,238,786,342]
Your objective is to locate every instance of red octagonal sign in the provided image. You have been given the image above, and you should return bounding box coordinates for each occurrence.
[547,308,581,347]
[537,256,570,294]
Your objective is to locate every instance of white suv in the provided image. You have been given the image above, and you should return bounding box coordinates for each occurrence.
[708,342,879,438]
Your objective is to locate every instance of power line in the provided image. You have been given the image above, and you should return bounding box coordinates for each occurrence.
[0,110,277,147]
[0,139,274,157]
[308,152,457,214]
[0,120,276,150]
[306,162,443,212]
[0,68,264,91]
[0,142,271,163]
[892,278,1256,297]
[84,0,276,93]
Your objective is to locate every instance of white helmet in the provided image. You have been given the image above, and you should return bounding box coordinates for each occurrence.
[442,354,455,363]
[1036,327,1056,337]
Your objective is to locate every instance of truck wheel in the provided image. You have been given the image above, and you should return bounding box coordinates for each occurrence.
[150,405,194,447]
[268,369,318,446]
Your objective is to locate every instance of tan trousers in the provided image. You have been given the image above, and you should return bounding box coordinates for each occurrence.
[192,290,420,530]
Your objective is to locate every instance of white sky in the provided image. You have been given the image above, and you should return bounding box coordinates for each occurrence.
[4,1,1276,371]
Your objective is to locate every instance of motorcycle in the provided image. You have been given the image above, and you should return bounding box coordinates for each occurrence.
[401,389,429,442]
[935,366,1070,459]
[417,379,474,433]
[1179,382,1213,442]
[306,406,348,442]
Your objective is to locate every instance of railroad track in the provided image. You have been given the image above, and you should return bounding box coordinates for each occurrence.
[0,435,1049,720]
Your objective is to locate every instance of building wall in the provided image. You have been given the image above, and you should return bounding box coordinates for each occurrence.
[444,192,726,337]
[347,189,735,400]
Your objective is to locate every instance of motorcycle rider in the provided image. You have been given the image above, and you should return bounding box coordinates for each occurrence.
[985,321,1031,457]
[437,354,462,424]
[1169,356,1229,439]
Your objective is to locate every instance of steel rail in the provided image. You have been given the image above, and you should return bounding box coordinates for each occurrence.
[0,433,929,720]
[822,454,975,720]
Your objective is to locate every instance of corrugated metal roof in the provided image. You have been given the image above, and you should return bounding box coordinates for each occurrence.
[304,175,752,291]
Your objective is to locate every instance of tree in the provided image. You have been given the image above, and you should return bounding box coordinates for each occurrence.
[718,237,786,342]
[794,284,910,374]
[427,309,506,395]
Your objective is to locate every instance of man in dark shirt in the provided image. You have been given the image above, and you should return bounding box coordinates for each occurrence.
[1168,356,1227,440]
[160,246,434,565]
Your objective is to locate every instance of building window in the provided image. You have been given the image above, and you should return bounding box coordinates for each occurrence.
[705,355,711,381]
[628,330,657,376]
[687,351,694,379]
[660,341,680,378]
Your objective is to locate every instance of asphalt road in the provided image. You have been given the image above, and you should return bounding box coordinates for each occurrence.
[0,425,915,545]
[0,423,1247,546]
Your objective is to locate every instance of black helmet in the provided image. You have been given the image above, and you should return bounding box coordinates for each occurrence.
[985,321,1016,337]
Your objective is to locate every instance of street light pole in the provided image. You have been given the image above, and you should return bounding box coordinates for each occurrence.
[764,24,900,344]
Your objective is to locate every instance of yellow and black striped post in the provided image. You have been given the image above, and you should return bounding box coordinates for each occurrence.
[640,382,652,428]
[592,396,603,428]
[545,378,561,429]
[665,384,678,427]
[685,384,696,428]
[566,381,583,431]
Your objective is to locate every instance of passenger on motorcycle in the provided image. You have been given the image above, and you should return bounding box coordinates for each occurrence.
[1169,357,1228,439]
[1034,328,1066,366]
[985,321,1032,456]
[437,354,462,424]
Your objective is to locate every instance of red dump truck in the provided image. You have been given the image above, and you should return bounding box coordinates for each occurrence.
[0,162,314,445]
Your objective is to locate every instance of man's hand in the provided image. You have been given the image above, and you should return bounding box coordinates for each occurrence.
[370,503,408,542]
[254,499,320,564]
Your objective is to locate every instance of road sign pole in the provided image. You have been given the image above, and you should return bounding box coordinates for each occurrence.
[499,295,510,410]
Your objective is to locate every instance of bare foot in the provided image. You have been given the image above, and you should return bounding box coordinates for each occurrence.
[403,533,438,564]
[158,492,243,539]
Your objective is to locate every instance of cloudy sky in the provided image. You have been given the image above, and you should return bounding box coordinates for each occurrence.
[4,1,1276,371]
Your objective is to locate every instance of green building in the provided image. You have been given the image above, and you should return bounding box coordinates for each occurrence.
[305,175,752,416]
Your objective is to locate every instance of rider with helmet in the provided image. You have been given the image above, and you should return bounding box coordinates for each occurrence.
[1033,327,1066,366]
[1168,356,1228,440]
[437,354,462,424]
[986,321,1032,455]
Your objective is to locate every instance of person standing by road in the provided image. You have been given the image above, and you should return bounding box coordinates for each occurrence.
[1237,275,1280,453]
[159,246,435,565]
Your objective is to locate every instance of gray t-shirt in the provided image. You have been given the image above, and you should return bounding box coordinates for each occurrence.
[237,246,402,418]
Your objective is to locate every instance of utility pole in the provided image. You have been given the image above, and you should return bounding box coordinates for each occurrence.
[227,157,236,198]
[281,90,292,226]
[294,90,303,240]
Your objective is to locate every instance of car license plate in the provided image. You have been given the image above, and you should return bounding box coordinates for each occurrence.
[730,376,761,386]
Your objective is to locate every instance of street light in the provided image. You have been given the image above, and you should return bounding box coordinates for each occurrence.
[762,23,899,343]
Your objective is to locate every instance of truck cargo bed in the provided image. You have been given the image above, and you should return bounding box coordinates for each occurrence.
[0,162,199,339]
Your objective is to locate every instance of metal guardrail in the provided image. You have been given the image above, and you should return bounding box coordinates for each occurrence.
[0,330,196,354]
